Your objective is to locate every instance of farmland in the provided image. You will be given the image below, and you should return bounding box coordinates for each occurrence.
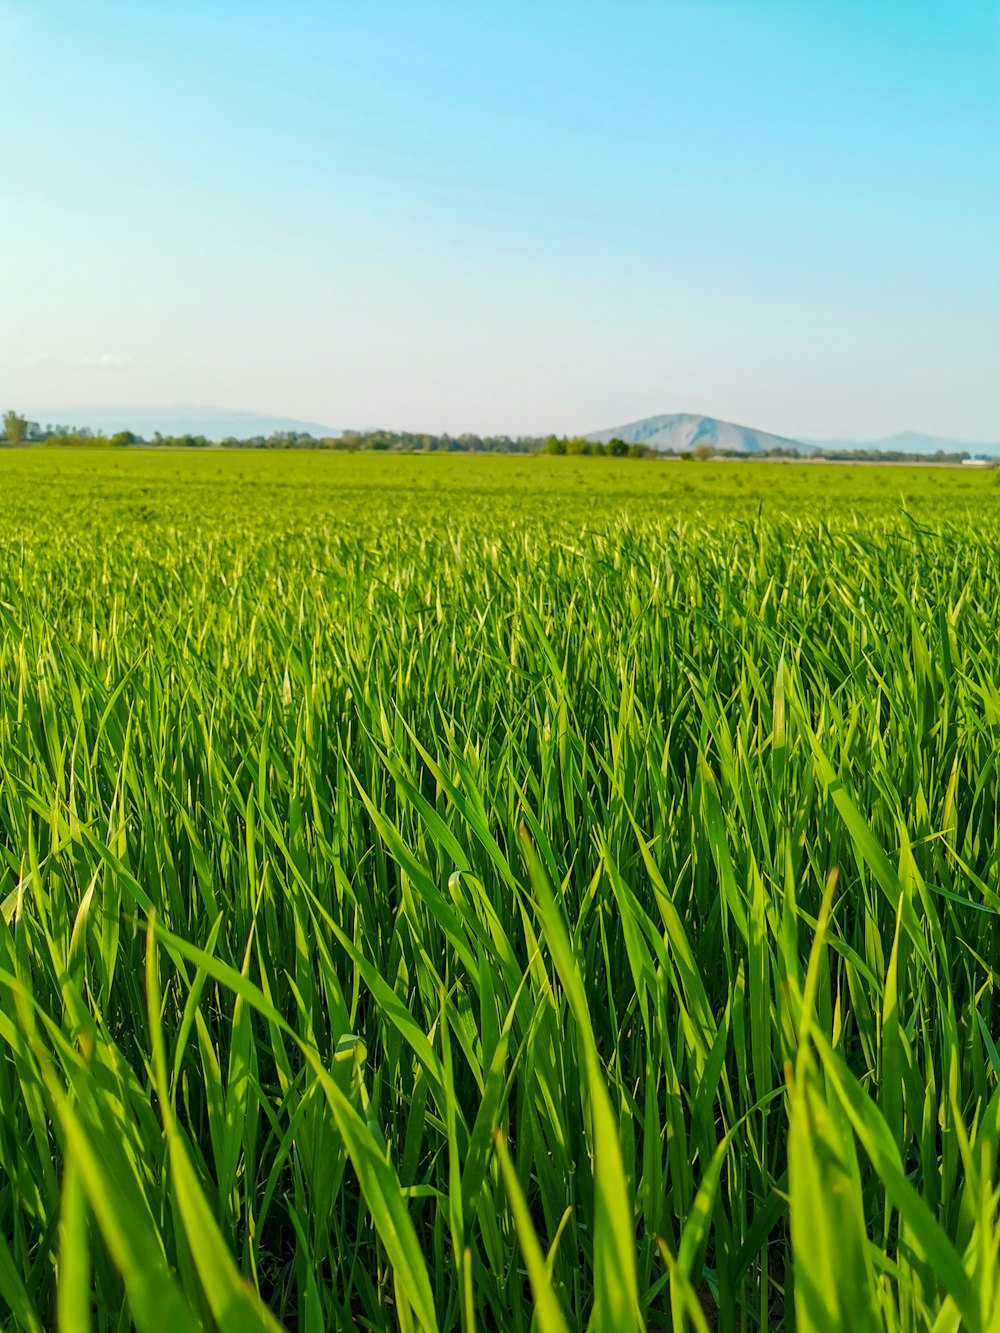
[2,449,1000,1330]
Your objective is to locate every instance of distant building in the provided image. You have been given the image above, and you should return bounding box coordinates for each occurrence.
[961,458,995,468]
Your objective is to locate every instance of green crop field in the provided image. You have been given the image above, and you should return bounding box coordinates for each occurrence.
[3,449,1000,1331]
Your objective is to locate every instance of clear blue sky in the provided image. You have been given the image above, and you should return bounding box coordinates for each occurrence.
[2,0,998,439]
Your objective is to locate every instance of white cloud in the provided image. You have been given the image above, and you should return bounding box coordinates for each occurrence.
[76,353,136,371]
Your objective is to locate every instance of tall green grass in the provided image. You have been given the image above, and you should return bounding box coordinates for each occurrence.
[2,451,1000,1329]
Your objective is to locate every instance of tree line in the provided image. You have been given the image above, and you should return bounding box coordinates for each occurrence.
[541,434,647,456]
[4,412,989,463]
[0,413,653,457]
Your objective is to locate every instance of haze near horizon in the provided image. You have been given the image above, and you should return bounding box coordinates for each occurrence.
[2,0,998,442]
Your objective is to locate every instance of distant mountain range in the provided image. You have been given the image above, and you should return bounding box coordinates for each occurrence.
[17,404,999,456]
[587,413,811,454]
[807,431,1000,456]
[588,415,1000,457]
[22,404,341,441]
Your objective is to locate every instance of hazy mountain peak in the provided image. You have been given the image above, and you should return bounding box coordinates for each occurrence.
[20,404,340,441]
[587,413,808,454]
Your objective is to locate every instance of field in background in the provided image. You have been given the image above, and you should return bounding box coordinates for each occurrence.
[4,447,999,531]
[2,450,1000,1330]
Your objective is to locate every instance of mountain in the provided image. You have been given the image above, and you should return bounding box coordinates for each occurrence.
[22,404,340,441]
[808,431,1000,457]
[587,413,810,455]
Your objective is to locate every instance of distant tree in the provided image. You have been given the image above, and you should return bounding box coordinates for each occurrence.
[691,438,716,461]
[111,430,140,447]
[606,437,629,457]
[3,410,26,448]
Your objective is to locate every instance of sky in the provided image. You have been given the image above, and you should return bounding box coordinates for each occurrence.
[2,0,998,441]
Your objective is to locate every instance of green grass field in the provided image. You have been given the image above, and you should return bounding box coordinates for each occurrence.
[2,450,1000,1331]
